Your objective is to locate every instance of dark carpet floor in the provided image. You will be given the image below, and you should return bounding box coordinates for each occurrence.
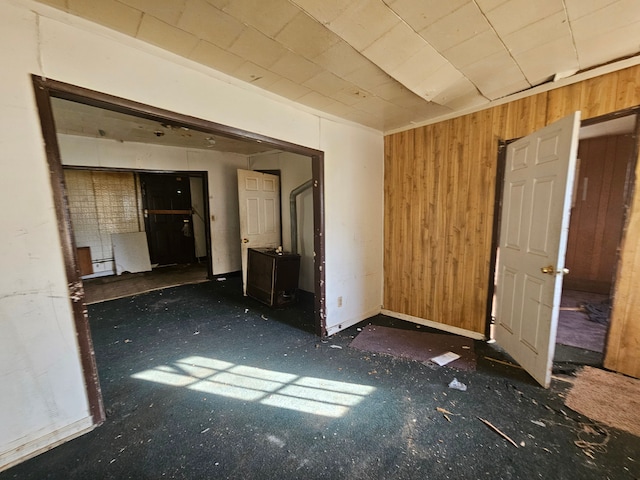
[2,277,638,480]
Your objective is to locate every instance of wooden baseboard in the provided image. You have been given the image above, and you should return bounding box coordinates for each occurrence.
[0,417,94,472]
[381,310,486,340]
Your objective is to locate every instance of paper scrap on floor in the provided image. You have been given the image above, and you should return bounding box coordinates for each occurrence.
[431,351,461,366]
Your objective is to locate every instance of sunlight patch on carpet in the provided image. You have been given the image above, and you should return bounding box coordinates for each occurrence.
[131,355,375,418]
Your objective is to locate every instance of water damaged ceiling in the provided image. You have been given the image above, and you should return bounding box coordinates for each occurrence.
[39,0,640,133]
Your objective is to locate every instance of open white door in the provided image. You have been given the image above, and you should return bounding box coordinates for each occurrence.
[237,169,281,294]
[495,112,581,388]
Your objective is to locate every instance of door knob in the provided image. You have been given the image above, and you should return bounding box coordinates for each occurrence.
[242,238,249,243]
[541,265,570,275]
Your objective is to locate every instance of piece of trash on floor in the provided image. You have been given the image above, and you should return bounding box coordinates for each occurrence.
[216,277,226,282]
[431,351,461,366]
[330,345,342,349]
[124,339,132,343]
[531,420,546,427]
[422,360,440,370]
[436,407,455,415]
[461,345,471,350]
[261,314,268,320]
[436,407,456,422]
[477,417,519,448]
[201,428,210,434]
[483,356,523,369]
[448,378,467,391]
[244,308,249,313]
[266,435,285,448]
[193,331,200,335]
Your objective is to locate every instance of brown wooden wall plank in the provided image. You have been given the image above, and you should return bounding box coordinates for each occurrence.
[564,135,630,292]
[615,67,640,108]
[605,149,640,375]
[384,64,640,378]
[581,72,620,119]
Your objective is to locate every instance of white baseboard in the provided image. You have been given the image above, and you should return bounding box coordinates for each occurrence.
[325,305,383,336]
[0,416,95,472]
[381,309,486,340]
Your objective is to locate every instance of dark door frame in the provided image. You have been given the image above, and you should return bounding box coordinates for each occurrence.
[486,107,640,345]
[32,75,327,427]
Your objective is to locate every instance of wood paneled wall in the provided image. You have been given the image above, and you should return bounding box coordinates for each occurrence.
[384,65,640,378]
[564,135,633,294]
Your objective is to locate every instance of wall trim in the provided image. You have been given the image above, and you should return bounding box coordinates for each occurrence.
[325,306,382,336]
[381,309,486,340]
[0,417,94,473]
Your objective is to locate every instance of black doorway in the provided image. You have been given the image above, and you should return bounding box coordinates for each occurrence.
[141,173,196,266]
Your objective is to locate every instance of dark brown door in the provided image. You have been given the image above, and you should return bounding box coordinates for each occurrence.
[141,173,195,265]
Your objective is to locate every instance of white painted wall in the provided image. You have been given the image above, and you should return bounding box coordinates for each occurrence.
[249,152,314,292]
[0,0,383,469]
[321,119,385,335]
[59,134,246,275]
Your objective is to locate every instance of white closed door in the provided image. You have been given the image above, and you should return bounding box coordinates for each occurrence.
[237,169,281,294]
[495,112,581,388]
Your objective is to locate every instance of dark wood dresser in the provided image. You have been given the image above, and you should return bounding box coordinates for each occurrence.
[247,248,300,307]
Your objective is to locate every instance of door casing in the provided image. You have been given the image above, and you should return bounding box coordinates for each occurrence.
[32,75,327,428]
[488,107,640,377]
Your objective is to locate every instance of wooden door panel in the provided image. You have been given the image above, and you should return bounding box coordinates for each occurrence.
[237,169,281,294]
[495,112,581,387]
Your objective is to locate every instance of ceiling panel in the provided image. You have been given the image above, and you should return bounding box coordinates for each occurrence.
[228,28,288,70]
[177,0,245,49]
[137,15,199,57]
[119,0,186,25]
[222,0,300,37]
[388,0,472,33]
[418,2,491,52]
[483,0,564,36]
[326,0,400,51]
[68,0,142,36]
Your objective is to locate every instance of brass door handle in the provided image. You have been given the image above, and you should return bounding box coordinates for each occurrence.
[242,238,249,243]
[541,265,570,275]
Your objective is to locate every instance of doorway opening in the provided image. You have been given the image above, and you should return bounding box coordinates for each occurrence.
[488,108,639,382]
[555,112,638,367]
[32,76,326,425]
[62,167,211,304]
[140,172,198,266]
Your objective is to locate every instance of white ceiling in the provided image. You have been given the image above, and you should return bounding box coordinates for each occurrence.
[52,97,276,154]
[37,0,640,133]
